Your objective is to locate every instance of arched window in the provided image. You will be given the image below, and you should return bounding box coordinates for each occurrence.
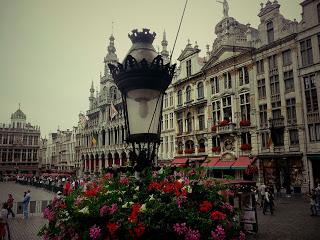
[197,82,204,99]
[198,139,205,152]
[186,112,192,133]
[177,90,182,106]
[110,86,117,100]
[186,86,192,102]
[185,140,194,151]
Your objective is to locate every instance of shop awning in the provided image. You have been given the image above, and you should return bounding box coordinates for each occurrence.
[171,158,188,166]
[201,157,220,168]
[213,160,235,169]
[231,156,254,170]
[189,157,206,162]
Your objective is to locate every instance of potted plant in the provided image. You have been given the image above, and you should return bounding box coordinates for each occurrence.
[219,120,230,127]
[239,120,251,127]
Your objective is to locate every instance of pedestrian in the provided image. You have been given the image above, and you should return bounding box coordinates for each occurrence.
[259,183,266,209]
[263,188,274,215]
[6,194,15,218]
[315,183,320,213]
[0,202,8,240]
[23,190,31,219]
[307,189,317,216]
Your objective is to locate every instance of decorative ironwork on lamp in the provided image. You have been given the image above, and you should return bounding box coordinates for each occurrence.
[108,28,176,173]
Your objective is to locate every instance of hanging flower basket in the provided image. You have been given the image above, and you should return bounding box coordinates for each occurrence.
[39,169,246,240]
[240,144,252,151]
[177,149,183,154]
[239,120,251,127]
[212,146,221,153]
[184,148,195,154]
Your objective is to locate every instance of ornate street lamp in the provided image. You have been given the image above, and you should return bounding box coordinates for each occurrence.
[108,28,175,173]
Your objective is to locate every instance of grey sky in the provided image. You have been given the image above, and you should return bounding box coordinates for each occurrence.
[0,0,301,137]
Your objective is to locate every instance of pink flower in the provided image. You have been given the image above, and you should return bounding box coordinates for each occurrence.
[43,207,55,222]
[100,205,108,217]
[89,224,101,239]
[75,196,83,206]
[211,225,225,240]
[222,203,234,212]
[185,227,201,240]
[239,231,246,240]
[104,173,113,180]
[119,176,129,185]
[108,203,118,214]
[173,223,187,236]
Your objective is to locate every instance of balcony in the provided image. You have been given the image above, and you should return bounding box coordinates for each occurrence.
[217,123,236,135]
[269,116,285,128]
[307,112,320,123]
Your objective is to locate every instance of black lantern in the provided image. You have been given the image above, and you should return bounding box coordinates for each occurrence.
[108,28,175,171]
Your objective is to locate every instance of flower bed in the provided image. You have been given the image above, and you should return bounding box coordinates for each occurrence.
[219,120,230,127]
[39,169,245,240]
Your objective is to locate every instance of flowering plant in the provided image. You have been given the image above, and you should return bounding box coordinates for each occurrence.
[219,120,230,127]
[212,146,221,153]
[177,149,183,154]
[198,147,206,153]
[239,120,251,127]
[184,148,195,154]
[244,165,258,175]
[240,144,252,151]
[211,125,217,132]
[39,168,245,240]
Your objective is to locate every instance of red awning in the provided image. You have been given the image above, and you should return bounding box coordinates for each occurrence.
[171,158,188,166]
[213,160,235,169]
[231,156,254,170]
[201,157,220,168]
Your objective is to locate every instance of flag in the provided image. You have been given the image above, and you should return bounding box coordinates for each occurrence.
[91,137,97,147]
[267,133,273,148]
[110,101,118,120]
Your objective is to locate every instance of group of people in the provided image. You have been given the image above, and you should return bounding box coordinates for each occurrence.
[254,183,275,215]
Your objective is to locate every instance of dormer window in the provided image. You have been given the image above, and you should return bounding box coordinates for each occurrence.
[267,21,274,43]
[186,59,192,77]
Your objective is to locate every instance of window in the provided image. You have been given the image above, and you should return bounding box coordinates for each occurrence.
[211,77,219,94]
[186,112,192,133]
[169,113,174,129]
[169,92,173,106]
[286,98,297,125]
[256,60,264,74]
[165,114,168,130]
[222,96,232,121]
[186,86,192,102]
[259,104,268,128]
[272,109,282,119]
[8,135,13,144]
[186,59,192,77]
[268,55,277,70]
[2,149,7,161]
[27,149,32,161]
[239,67,249,85]
[34,136,38,145]
[267,21,274,43]
[110,86,117,100]
[282,50,292,66]
[240,93,250,121]
[304,74,318,113]
[164,95,168,108]
[284,70,294,93]
[197,82,204,99]
[177,112,183,134]
[241,132,251,145]
[170,135,174,153]
[8,149,12,161]
[197,107,205,131]
[33,150,37,161]
[224,72,232,89]
[270,74,279,95]
[165,136,168,154]
[212,136,220,147]
[309,123,320,142]
[257,79,266,99]
[212,100,221,125]
[177,90,182,106]
[289,129,299,145]
[261,132,270,149]
[300,39,313,66]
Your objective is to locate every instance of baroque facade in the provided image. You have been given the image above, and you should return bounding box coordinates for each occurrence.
[0,106,40,175]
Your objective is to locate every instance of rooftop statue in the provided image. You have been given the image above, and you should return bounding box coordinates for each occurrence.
[217,0,229,18]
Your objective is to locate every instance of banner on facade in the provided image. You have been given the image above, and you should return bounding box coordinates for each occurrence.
[110,101,118,120]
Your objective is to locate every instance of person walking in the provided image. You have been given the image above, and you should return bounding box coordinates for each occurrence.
[22,190,31,219]
[308,189,317,216]
[259,183,266,209]
[6,194,15,218]
[263,188,274,215]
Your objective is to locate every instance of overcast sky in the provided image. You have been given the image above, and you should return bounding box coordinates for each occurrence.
[0,0,301,137]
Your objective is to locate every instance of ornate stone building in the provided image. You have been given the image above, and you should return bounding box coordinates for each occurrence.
[0,106,40,175]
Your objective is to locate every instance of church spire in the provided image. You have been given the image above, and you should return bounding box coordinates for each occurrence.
[104,33,119,76]
[161,30,169,63]
[89,81,95,110]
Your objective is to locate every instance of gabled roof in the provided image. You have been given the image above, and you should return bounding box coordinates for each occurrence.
[177,43,201,61]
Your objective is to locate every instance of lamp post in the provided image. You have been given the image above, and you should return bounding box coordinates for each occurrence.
[108,28,175,176]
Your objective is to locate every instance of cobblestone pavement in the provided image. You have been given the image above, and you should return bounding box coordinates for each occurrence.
[253,195,320,240]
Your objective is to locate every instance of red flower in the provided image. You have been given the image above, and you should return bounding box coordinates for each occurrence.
[107,222,119,236]
[128,203,141,223]
[212,146,221,152]
[148,181,162,191]
[59,203,67,209]
[130,222,145,238]
[211,125,217,131]
[240,120,251,126]
[210,210,226,220]
[219,120,230,126]
[85,185,100,197]
[199,200,213,212]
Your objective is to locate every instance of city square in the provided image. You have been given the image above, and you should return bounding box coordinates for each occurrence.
[1,0,320,239]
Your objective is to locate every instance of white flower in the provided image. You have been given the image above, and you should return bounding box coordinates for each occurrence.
[118,197,122,202]
[183,185,192,193]
[178,179,183,183]
[129,201,134,206]
[149,194,155,201]
[78,206,89,214]
[122,202,129,208]
[135,186,140,191]
[140,204,147,213]
[133,195,138,200]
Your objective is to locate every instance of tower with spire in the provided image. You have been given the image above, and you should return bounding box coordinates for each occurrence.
[161,30,169,64]
[89,81,95,109]
[103,34,119,78]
